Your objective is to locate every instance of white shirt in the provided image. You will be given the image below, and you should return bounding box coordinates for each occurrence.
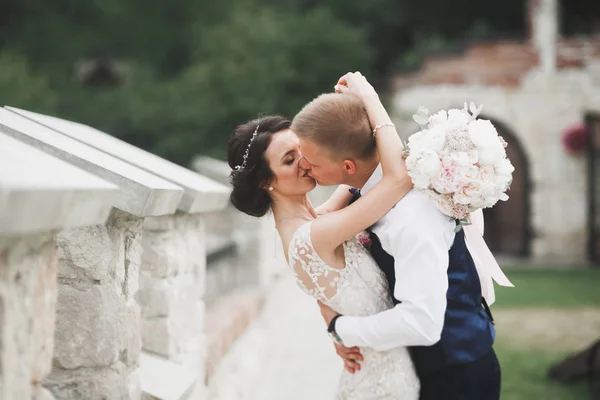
[336,166,456,351]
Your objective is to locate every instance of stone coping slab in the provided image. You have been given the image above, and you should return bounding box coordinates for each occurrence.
[8,107,230,214]
[140,351,200,400]
[0,133,118,235]
[0,108,183,218]
[192,156,231,187]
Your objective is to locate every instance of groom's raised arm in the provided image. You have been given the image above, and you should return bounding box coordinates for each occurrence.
[335,192,455,351]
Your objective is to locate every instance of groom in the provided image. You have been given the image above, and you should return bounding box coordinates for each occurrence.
[291,87,501,399]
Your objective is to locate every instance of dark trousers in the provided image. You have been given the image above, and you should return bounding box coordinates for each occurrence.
[419,349,501,400]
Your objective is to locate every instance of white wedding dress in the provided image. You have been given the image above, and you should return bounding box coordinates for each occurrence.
[287,221,420,400]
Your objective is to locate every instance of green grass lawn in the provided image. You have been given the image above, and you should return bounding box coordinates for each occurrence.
[494,268,600,308]
[492,267,599,399]
[495,344,588,399]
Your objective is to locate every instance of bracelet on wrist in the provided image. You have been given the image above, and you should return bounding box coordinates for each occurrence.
[372,122,395,138]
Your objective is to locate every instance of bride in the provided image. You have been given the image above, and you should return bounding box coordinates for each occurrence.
[227,73,419,399]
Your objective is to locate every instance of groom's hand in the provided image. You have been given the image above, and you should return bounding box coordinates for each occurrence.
[318,301,363,373]
[335,343,363,374]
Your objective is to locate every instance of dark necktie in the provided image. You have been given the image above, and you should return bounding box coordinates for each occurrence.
[348,187,361,205]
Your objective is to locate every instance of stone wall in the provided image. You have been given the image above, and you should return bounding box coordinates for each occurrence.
[0,234,57,400]
[392,64,600,265]
[1,107,230,400]
[45,209,143,399]
[139,213,206,369]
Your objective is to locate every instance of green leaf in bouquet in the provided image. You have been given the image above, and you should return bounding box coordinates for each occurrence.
[412,106,429,126]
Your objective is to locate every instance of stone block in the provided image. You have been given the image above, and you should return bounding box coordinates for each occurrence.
[32,385,56,400]
[141,231,184,278]
[137,277,174,318]
[55,224,119,282]
[0,234,57,400]
[53,284,121,369]
[120,299,142,369]
[45,361,132,400]
[31,248,58,383]
[128,368,142,400]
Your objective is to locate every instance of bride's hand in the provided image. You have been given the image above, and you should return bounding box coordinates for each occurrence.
[334,71,378,104]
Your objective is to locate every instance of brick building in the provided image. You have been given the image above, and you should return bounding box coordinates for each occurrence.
[391,0,600,265]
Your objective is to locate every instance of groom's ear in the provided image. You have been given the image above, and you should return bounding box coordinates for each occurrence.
[342,160,357,175]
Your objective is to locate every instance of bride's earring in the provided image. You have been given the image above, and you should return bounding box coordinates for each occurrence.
[268,187,273,192]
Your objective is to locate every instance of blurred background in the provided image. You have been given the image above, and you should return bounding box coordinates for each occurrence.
[2,0,600,399]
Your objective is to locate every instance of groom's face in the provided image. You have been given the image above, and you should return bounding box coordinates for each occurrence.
[298,138,346,186]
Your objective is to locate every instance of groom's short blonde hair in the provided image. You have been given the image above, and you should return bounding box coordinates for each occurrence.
[291,93,375,161]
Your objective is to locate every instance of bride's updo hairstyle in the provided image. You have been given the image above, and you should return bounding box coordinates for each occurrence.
[227,115,292,217]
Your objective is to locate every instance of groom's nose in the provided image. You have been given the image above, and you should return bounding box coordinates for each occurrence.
[299,157,310,171]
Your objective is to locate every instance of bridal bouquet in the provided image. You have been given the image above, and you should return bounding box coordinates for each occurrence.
[405,103,514,224]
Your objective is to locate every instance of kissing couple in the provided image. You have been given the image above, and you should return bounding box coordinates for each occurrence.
[227,72,504,400]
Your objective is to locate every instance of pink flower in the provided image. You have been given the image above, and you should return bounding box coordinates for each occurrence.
[356,231,372,247]
[454,181,482,205]
[432,158,462,194]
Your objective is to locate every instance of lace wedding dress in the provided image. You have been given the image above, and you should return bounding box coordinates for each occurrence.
[287,221,420,400]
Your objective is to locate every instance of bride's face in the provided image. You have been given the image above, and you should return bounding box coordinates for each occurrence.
[264,129,316,196]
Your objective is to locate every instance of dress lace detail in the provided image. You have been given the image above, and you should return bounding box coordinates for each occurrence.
[287,221,420,399]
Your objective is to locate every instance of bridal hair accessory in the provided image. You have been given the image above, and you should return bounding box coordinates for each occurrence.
[234,124,260,171]
[406,102,514,225]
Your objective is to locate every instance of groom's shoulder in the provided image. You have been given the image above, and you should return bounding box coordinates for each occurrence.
[392,190,448,223]
[395,189,437,212]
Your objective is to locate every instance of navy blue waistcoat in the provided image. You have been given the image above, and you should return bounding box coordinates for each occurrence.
[368,227,495,378]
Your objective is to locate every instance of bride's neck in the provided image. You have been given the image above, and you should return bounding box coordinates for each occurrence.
[272,193,316,222]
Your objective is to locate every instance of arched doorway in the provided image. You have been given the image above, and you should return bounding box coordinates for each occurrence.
[481,119,531,257]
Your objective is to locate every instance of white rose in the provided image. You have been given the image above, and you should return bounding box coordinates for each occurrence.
[454,180,482,205]
[406,149,442,189]
[448,151,472,166]
[408,127,445,154]
[447,109,471,127]
[426,125,447,153]
[428,110,448,128]
[468,119,499,148]
[407,130,427,152]
[495,158,514,176]
[478,140,506,166]
[479,165,496,184]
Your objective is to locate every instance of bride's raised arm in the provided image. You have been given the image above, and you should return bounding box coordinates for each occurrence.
[310,72,412,253]
[314,184,353,215]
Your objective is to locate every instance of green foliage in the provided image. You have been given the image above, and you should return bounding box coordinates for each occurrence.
[0,52,58,112]
[0,0,552,165]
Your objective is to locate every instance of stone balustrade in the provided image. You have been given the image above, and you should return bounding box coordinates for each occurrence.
[0,106,230,400]
[0,133,118,400]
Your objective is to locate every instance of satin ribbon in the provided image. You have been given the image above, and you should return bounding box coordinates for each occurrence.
[463,209,514,305]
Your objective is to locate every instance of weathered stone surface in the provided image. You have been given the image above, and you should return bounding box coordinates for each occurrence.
[139,352,200,400]
[141,318,171,357]
[45,361,131,400]
[53,284,121,369]
[128,368,142,400]
[141,231,183,278]
[32,385,57,400]
[137,277,173,318]
[0,233,57,400]
[0,132,117,235]
[120,299,142,369]
[31,248,58,382]
[0,107,184,218]
[391,71,599,263]
[55,224,119,282]
[7,107,231,214]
